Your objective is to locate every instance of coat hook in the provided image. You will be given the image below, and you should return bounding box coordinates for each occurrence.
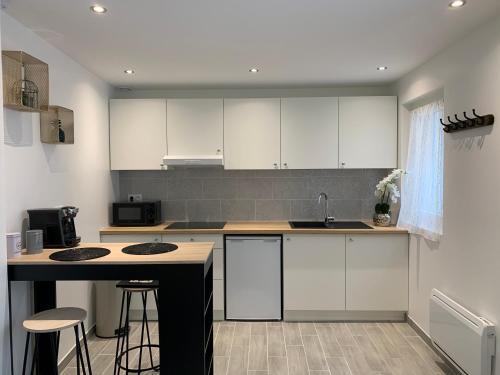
[472,109,485,125]
[464,111,474,120]
[447,116,459,130]
[454,114,466,128]
[440,118,451,132]
[463,111,475,127]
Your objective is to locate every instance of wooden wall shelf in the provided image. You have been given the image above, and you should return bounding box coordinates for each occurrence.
[40,106,75,144]
[2,51,49,112]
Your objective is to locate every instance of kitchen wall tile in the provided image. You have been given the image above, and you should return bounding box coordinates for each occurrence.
[255,200,291,220]
[273,178,309,199]
[239,178,273,199]
[254,169,293,178]
[186,200,222,221]
[162,200,186,221]
[339,177,364,200]
[119,169,390,221]
[221,200,255,220]
[291,200,325,221]
[331,200,363,220]
[307,177,343,200]
[183,167,225,179]
[167,178,203,199]
[119,178,167,201]
[203,178,240,199]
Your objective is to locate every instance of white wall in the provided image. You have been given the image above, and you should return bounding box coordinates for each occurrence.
[395,13,500,373]
[1,12,116,371]
[0,13,9,375]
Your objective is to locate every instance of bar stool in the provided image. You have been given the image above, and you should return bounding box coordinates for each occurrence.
[114,280,160,374]
[22,307,92,375]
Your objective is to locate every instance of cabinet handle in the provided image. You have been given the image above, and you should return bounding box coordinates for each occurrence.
[286,237,291,241]
[273,163,279,169]
[349,237,354,242]
[283,163,288,168]
[217,149,222,153]
[341,162,346,167]
[190,238,195,242]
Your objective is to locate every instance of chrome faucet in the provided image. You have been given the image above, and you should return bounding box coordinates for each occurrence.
[318,192,335,226]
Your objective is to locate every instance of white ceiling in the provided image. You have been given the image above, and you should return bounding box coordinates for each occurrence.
[4,0,500,88]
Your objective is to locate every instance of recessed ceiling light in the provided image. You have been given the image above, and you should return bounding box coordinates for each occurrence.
[124,69,135,75]
[249,68,259,73]
[377,66,388,71]
[90,5,107,14]
[449,0,466,8]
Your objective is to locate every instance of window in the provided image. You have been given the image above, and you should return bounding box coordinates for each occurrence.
[397,100,444,241]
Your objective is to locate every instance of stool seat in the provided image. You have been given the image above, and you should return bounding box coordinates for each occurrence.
[117,280,159,292]
[23,307,87,333]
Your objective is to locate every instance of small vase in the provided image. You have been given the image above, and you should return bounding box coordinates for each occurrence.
[373,213,391,227]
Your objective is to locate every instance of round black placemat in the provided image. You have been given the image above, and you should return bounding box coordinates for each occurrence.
[122,242,178,255]
[49,247,111,262]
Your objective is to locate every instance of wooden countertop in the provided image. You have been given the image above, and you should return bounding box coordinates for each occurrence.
[100,221,408,235]
[7,242,213,265]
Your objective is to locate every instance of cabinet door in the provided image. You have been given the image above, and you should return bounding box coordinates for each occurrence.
[100,234,162,243]
[110,99,167,170]
[339,96,397,168]
[346,234,408,311]
[284,234,345,311]
[281,97,339,169]
[224,98,281,170]
[166,99,223,156]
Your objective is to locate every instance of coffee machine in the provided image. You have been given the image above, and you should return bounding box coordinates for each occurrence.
[27,206,81,248]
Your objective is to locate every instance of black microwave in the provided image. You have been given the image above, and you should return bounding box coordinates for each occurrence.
[112,201,162,226]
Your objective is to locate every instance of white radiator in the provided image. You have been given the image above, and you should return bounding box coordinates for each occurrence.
[430,289,496,375]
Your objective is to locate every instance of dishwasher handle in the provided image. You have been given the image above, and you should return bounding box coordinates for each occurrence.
[226,236,281,242]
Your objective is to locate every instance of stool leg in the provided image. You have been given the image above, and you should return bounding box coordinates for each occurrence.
[153,289,160,372]
[56,332,61,355]
[30,334,38,375]
[114,290,126,375]
[142,293,154,369]
[74,325,88,375]
[49,332,59,374]
[137,292,147,374]
[125,291,131,375]
[21,332,30,375]
[81,322,93,375]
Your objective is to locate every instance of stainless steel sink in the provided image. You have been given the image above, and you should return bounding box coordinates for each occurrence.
[289,221,372,229]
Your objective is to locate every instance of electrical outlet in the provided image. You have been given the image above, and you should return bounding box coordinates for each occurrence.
[128,194,143,202]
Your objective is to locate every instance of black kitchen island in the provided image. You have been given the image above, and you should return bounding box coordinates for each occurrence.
[7,242,214,375]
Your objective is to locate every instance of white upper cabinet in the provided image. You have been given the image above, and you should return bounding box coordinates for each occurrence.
[166,99,223,156]
[281,97,339,169]
[110,99,167,170]
[223,98,281,170]
[339,96,397,169]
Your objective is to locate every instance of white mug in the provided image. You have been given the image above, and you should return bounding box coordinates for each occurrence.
[6,233,22,258]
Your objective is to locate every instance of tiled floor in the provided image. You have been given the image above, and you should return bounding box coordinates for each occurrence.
[62,321,456,375]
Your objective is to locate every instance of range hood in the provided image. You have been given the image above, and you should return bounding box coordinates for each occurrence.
[162,154,224,167]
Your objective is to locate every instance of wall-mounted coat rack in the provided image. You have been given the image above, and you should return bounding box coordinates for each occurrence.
[440,109,494,133]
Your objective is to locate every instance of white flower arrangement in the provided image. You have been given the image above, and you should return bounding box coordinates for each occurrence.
[375,169,404,212]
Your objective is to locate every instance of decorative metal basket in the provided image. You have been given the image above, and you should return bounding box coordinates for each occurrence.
[12,79,39,110]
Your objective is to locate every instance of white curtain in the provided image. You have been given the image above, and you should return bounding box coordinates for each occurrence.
[398,100,444,241]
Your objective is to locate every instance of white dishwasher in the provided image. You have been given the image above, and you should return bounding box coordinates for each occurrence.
[225,236,282,320]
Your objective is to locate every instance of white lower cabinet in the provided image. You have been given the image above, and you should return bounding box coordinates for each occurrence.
[283,234,346,312]
[100,234,162,243]
[346,234,409,311]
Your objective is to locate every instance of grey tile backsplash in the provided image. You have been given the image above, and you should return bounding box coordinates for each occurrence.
[118,168,391,221]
